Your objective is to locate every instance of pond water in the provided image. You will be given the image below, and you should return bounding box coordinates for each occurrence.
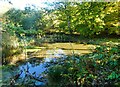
[18,58,48,86]
[16,49,66,86]
[2,43,95,86]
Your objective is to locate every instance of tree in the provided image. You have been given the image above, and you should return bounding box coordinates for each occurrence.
[44,2,119,36]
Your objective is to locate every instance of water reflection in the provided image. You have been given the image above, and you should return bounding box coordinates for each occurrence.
[46,49,65,58]
[3,43,95,85]
[18,49,66,85]
[19,62,46,78]
[18,58,47,86]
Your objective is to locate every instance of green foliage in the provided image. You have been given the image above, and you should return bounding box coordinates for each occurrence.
[46,45,120,86]
[49,2,119,36]
[2,2,119,38]
[3,7,45,38]
[47,65,65,85]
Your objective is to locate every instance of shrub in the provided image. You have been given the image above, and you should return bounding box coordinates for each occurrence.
[46,45,120,86]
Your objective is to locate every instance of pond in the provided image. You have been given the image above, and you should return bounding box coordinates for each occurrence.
[2,49,67,86]
[2,43,96,86]
[18,58,49,86]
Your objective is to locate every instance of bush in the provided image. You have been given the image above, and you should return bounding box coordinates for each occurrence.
[46,45,120,86]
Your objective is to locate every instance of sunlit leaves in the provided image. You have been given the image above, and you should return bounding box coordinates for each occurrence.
[108,71,120,80]
[46,45,120,86]
[49,2,119,36]
[2,2,119,38]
